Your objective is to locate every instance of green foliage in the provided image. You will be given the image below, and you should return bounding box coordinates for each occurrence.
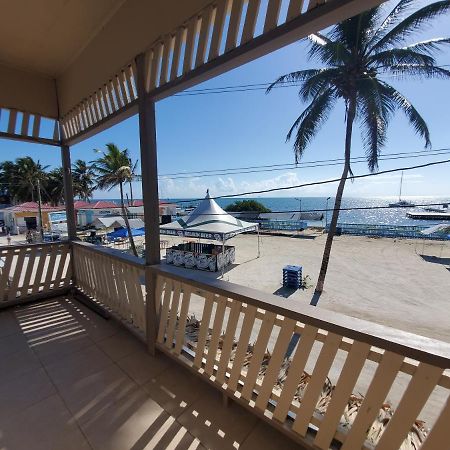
[72,159,96,202]
[267,0,450,170]
[225,200,271,213]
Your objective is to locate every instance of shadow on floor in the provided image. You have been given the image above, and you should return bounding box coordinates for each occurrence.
[309,291,322,306]
[273,286,298,298]
[420,254,450,266]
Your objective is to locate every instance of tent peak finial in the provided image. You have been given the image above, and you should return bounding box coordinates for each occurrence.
[206,189,210,198]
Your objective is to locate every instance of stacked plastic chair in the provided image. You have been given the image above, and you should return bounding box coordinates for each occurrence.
[283,265,302,289]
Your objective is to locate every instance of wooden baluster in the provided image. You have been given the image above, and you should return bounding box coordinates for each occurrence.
[420,395,450,450]
[292,332,342,436]
[7,248,25,301]
[314,341,371,449]
[159,34,173,85]
[273,325,318,422]
[208,0,229,61]
[193,292,215,369]
[375,363,443,450]
[174,286,192,355]
[0,249,14,300]
[32,115,41,137]
[225,0,244,51]
[42,244,58,293]
[216,300,242,384]
[125,65,136,101]
[21,246,38,296]
[149,44,163,90]
[341,351,404,450]
[287,0,305,20]
[227,304,257,391]
[51,244,68,290]
[241,311,276,400]
[205,295,227,375]
[157,278,173,344]
[183,17,197,74]
[241,0,261,43]
[21,113,30,135]
[7,109,17,134]
[170,27,185,81]
[195,5,214,68]
[165,281,182,349]
[31,245,48,295]
[254,317,297,411]
[264,0,282,32]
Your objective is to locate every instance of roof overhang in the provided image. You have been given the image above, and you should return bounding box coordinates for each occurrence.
[0,0,386,147]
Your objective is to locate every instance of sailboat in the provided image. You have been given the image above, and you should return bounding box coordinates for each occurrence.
[389,171,414,207]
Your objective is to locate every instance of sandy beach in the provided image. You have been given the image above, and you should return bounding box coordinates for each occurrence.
[162,232,450,343]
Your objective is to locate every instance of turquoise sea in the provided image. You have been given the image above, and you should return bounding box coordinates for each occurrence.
[163,196,450,227]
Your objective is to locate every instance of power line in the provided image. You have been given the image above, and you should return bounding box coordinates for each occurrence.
[172,64,450,97]
[157,149,450,180]
[174,159,450,203]
[155,147,450,178]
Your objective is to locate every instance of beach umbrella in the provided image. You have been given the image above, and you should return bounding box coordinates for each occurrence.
[107,227,145,239]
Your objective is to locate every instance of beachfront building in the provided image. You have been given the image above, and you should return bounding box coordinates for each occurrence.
[0,1,448,450]
[127,199,178,223]
[1,201,65,234]
[75,200,122,227]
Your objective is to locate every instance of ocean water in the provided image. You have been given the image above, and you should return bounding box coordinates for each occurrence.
[163,196,450,227]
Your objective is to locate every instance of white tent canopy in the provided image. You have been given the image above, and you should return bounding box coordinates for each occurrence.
[160,191,258,242]
[94,216,145,230]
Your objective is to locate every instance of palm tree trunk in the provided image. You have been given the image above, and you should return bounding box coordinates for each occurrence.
[315,95,356,295]
[119,182,138,257]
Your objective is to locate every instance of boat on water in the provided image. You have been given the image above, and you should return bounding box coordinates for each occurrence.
[388,171,414,207]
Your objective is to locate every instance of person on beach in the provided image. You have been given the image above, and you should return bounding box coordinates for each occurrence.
[6,232,11,246]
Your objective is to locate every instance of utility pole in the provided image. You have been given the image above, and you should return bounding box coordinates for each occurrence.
[37,179,44,241]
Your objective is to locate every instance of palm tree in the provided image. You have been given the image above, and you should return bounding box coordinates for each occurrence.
[46,167,65,205]
[92,143,138,257]
[267,0,450,295]
[72,159,95,202]
[4,157,49,203]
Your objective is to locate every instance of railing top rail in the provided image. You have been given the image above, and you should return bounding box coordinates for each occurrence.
[152,263,450,369]
[72,240,145,269]
[0,241,70,252]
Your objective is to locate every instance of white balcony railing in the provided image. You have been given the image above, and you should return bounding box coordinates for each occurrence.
[2,240,448,449]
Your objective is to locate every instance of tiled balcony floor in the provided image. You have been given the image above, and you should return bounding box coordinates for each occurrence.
[0,297,303,450]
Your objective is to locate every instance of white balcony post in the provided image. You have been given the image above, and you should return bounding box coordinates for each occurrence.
[136,53,160,355]
[61,144,77,241]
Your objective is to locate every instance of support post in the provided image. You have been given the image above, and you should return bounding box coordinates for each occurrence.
[136,53,161,356]
[61,145,77,241]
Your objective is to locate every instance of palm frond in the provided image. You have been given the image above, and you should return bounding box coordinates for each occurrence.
[266,70,322,93]
[298,68,340,101]
[381,64,450,80]
[370,1,450,53]
[367,0,415,48]
[307,33,352,66]
[356,78,393,171]
[403,37,450,55]
[286,88,336,163]
[368,48,435,68]
[379,81,431,148]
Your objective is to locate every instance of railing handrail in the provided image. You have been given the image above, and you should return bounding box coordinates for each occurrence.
[0,241,70,252]
[72,240,145,269]
[151,263,450,368]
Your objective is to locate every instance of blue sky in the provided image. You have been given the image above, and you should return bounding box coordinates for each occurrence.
[1,1,450,200]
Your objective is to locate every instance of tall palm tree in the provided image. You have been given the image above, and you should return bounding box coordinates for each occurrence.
[46,167,65,205]
[72,159,95,202]
[92,143,138,257]
[267,0,450,295]
[127,158,139,205]
[6,157,49,203]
